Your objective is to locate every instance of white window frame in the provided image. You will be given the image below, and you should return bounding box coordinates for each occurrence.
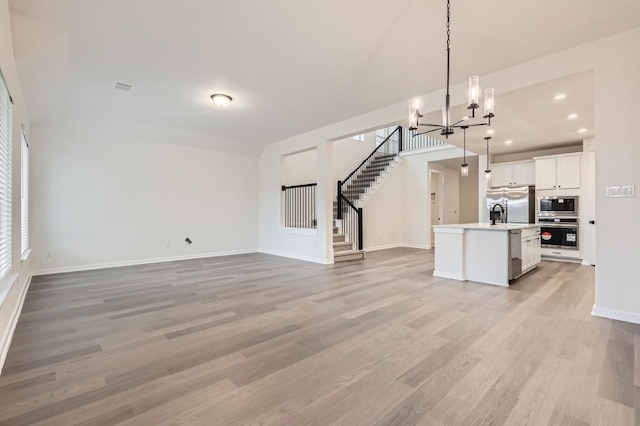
[0,69,13,282]
[21,130,28,257]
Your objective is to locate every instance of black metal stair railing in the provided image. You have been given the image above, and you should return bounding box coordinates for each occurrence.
[402,127,448,152]
[281,183,317,229]
[336,126,403,251]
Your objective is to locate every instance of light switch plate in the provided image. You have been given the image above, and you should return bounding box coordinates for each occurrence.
[606,185,636,198]
[606,186,621,197]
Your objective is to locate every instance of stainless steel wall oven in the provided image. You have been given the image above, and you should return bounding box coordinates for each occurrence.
[538,217,579,250]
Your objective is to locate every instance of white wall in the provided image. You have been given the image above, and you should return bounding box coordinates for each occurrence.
[362,163,403,251]
[0,0,32,373]
[31,112,259,273]
[332,132,377,184]
[282,148,317,186]
[592,36,640,323]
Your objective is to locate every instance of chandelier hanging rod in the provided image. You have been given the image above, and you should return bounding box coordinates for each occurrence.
[408,0,495,139]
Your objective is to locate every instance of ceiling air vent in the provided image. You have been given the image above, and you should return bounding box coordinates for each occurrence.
[114,82,134,92]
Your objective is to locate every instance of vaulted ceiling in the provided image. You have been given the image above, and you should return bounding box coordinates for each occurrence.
[9,0,640,153]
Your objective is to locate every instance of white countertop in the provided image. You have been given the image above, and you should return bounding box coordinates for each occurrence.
[433,223,541,231]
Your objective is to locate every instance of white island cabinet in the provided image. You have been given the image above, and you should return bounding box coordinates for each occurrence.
[433,223,541,287]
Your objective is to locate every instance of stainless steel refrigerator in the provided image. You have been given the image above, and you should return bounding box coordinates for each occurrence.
[487,185,536,224]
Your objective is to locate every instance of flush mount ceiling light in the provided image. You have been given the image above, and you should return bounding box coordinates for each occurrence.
[408,0,495,139]
[211,93,233,108]
[568,113,578,120]
[505,140,513,145]
[554,93,567,101]
[578,128,587,133]
[487,129,495,135]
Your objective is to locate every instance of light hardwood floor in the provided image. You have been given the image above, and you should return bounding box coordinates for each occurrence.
[0,248,638,425]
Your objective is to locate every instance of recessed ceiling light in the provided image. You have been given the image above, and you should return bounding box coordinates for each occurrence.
[554,93,567,101]
[211,93,233,108]
[568,113,578,120]
[578,128,587,133]
[487,129,495,135]
[505,140,513,145]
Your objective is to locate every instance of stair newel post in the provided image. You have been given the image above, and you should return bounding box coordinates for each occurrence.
[398,126,403,153]
[337,180,343,220]
[357,208,363,251]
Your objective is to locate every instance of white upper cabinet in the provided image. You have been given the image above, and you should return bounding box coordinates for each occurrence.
[556,156,581,189]
[535,158,557,190]
[535,154,581,190]
[490,161,535,187]
[511,162,536,186]
[491,165,513,187]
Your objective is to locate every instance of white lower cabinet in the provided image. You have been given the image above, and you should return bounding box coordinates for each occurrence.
[521,227,542,272]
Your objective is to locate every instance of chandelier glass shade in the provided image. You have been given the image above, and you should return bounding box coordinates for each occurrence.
[484,136,492,180]
[461,126,469,177]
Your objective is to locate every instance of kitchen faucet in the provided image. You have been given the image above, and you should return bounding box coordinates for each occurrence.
[491,203,505,225]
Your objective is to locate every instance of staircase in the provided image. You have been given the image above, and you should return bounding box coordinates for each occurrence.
[332,225,365,263]
[333,151,399,263]
[339,153,398,203]
[331,126,448,264]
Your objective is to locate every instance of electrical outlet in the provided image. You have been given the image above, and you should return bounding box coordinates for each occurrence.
[165,243,170,249]
[45,251,52,258]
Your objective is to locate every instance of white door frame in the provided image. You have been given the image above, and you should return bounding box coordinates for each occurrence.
[429,169,445,249]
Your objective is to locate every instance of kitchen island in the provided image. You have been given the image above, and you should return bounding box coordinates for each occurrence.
[433,223,541,287]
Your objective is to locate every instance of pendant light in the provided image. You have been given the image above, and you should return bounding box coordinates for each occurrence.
[484,136,492,180]
[408,0,495,138]
[461,125,469,177]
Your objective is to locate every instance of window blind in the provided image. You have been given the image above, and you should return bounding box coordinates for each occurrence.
[21,131,28,256]
[0,70,12,282]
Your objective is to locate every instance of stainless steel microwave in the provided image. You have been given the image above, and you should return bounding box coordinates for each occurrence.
[537,196,578,217]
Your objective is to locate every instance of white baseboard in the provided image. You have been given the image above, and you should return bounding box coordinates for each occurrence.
[365,244,429,253]
[403,244,430,250]
[0,274,32,375]
[433,270,466,281]
[365,243,403,252]
[32,249,259,276]
[258,249,331,265]
[591,305,640,325]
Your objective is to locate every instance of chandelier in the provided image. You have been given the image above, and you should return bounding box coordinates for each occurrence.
[409,0,495,139]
